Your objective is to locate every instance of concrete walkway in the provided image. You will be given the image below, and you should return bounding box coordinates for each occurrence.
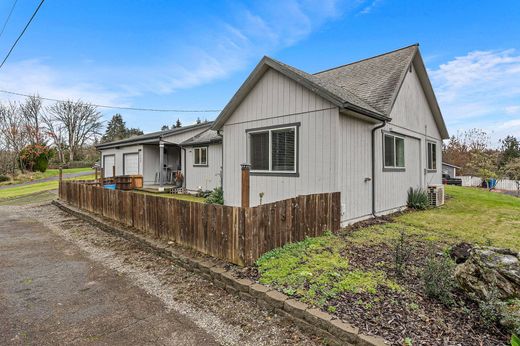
[0,207,217,345]
[0,171,94,191]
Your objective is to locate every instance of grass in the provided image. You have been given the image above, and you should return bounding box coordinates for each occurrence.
[256,185,520,310]
[0,175,96,200]
[350,185,520,250]
[256,232,399,306]
[0,167,93,186]
[136,191,206,203]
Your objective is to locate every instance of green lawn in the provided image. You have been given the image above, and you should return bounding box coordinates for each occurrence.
[350,185,520,250]
[0,167,93,186]
[136,191,206,203]
[0,175,96,200]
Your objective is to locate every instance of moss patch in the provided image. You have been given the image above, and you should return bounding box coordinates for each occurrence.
[256,232,399,306]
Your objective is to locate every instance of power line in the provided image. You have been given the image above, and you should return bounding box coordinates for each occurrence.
[0,0,18,39]
[0,89,222,113]
[0,0,45,70]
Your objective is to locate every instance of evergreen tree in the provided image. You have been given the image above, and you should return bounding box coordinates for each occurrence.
[499,135,520,167]
[161,125,170,131]
[101,114,143,143]
[196,117,201,124]
[174,118,182,128]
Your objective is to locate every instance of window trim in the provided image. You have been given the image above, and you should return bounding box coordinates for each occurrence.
[246,123,299,176]
[426,141,437,172]
[382,132,406,171]
[193,146,208,167]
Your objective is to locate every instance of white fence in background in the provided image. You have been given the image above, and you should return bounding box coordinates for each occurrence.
[457,176,519,191]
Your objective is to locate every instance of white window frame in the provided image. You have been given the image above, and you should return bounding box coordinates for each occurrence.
[427,141,437,171]
[248,125,298,174]
[193,147,208,166]
[383,133,405,170]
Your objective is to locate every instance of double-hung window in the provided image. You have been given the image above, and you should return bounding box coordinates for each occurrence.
[248,126,297,174]
[194,147,208,166]
[383,133,405,169]
[427,141,437,170]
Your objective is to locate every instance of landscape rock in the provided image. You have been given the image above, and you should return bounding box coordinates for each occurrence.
[454,246,520,300]
[449,242,473,264]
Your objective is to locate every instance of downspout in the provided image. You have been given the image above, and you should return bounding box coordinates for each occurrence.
[371,120,387,217]
[217,130,224,189]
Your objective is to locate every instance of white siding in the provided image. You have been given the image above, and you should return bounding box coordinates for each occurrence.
[162,126,212,144]
[222,68,340,207]
[184,143,223,191]
[142,145,180,184]
[100,145,143,177]
[337,115,373,222]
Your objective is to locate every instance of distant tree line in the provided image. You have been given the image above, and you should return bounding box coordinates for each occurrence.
[443,129,520,191]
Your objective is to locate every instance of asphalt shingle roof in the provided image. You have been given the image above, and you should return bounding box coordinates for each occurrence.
[313,45,418,115]
[181,129,222,146]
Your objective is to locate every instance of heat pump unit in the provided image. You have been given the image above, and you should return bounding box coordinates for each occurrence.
[428,185,445,207]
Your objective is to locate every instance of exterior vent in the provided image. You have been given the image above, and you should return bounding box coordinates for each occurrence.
[427,185,445,207]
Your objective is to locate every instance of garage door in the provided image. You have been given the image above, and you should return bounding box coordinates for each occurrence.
[103,155,115,177]
[124,153,139,175]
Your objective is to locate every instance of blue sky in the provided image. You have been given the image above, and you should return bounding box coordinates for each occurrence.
[0,0,519,144]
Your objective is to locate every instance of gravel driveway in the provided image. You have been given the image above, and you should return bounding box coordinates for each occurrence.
[0,203,319,346]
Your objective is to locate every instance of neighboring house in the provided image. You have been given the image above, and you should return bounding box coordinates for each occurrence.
[96,122,215,190]
[442,162,460,178]
[212,44,449,225]
[180,129,223,191]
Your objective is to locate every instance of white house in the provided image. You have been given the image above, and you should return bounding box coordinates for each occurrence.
[96,122,222,191]
[442,162,460,178]
[211,44,449,224]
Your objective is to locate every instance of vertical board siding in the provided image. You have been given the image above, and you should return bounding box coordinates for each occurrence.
[59,181,340,266]
[222,68,340,208]
[184,143,223,191]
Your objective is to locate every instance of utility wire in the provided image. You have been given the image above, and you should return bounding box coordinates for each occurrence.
[0,89,222,113]
[0,0,45,70]
[0,0,18,39]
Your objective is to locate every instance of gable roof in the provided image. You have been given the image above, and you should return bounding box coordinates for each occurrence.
[212,44,449,139]
[96,122,213,150]
[181,128,222,146]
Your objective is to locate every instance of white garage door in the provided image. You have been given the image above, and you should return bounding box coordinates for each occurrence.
[103,155,115,177]
[124,153,139,175]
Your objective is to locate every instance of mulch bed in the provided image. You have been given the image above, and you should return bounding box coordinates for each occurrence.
[236,214,510,346]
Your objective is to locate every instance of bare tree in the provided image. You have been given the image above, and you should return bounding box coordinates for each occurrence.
[0,102,28,173]
[20,95,44,145]
[46,100,103,162]
[41,111,67,164]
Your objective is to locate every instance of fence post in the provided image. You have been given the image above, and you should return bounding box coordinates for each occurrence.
[241,163,250,208]
[58,166,63,198]
[100,167,105,187]
[112,165,116,181]
[95,167,98,182]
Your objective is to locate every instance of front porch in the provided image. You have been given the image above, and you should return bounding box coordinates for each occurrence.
[141,141,183,191]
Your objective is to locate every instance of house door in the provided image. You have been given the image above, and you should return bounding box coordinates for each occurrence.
[124,153,139,175]
[103,155,115,177]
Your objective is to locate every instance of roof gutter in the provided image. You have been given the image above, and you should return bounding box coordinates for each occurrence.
[342,103,389,122]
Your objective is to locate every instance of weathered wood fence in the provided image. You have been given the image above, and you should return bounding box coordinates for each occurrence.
[59,181,341,266]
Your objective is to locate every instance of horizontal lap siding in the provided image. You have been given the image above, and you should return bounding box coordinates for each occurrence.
[222,68,340,207]
[60,181,340,266]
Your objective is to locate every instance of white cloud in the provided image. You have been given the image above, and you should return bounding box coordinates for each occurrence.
[359,0,383,15]
[429,49,520,143]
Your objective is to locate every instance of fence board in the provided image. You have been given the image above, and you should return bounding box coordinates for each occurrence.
[59,181,340,266]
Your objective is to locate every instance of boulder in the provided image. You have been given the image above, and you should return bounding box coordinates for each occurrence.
[454,246,520,301]
[450,242,473,264]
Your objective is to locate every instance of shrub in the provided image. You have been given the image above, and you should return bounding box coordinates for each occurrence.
[421,253,456,305]
[393,230,411,277]
[0,175,10,182]
[407,187,429,210]
[205,186,224,205]
[19,144,53,172]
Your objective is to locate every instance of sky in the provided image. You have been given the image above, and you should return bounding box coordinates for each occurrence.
[0,0,519,145]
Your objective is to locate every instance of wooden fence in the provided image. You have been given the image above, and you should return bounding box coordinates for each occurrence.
[59,181,341,266]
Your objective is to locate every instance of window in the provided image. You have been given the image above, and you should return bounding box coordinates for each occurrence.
[248,126,297,173]
[383,133,405,169]
[194,147,207,166]
[427,141,437,170]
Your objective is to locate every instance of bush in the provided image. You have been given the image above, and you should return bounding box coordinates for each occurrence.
[0,175,10,182]
[393,230,411,277]
[421,253,456,305]
[19,144,53,172]
[205,186,224,205]
[407,187,429,210]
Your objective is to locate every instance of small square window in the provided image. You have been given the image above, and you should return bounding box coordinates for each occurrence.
[383,134,405,169]
[194,147,208,166]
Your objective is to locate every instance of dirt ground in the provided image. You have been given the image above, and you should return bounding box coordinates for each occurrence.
[0,203,321,346]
